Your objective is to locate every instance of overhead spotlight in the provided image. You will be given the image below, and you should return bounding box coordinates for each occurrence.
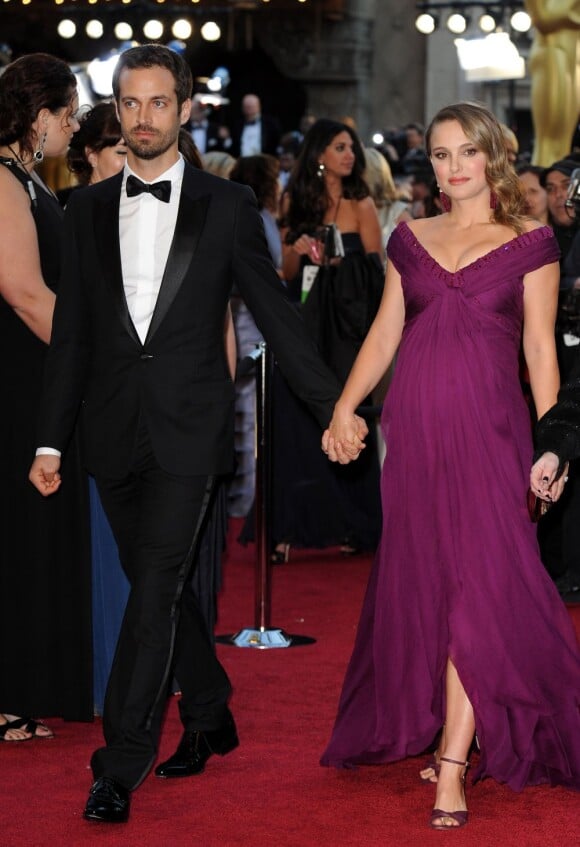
[114,22,133,40]
[510,11,532,33]
[372,132,385,146]
[415,13,438,35]
[57,19,76,39]
[87,54,120,97]
[447,13,469,35]
[478,12,498,34]
[172,19,193,39]
[208,66,230,92]
[86,20,104,39]
[200,22,221,42]
[167,40,187,55]
[143,19,164,40]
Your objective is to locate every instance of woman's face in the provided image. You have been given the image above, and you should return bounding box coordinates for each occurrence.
[87,140,128,184]
[519,170,548,221]
[429,119,489,204]
[319,131,356,179]
[41,93,81,159]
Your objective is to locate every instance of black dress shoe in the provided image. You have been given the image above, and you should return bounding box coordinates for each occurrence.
[155,712,239,778]
[83,776,130,823]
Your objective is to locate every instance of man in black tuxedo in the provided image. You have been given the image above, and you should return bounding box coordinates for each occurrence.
[29,46,363,824]
[187,95,231,154]
[231,93,281,158]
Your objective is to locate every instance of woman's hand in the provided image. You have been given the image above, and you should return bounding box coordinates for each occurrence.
[530,451,569,503]
[291,234,324,265]
[322,408,368,464]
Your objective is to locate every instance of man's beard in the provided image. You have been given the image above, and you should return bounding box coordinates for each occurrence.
[125,125,178,161]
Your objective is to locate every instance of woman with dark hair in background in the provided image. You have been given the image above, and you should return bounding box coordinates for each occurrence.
[269,119,384,558]
[65,101,129,716]
[66,101,127,189]
[0,53,92,740]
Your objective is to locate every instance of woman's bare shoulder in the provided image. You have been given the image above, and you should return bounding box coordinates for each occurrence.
[520,216,549,234]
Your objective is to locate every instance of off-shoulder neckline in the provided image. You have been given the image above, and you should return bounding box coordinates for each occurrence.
[397,221,554,277]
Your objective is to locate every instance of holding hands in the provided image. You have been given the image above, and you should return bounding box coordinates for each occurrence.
[529,451,568,503]
[322,405,368,464]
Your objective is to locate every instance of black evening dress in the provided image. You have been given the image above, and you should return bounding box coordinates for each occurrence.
[241,232,383,551]
[0,163,93,721]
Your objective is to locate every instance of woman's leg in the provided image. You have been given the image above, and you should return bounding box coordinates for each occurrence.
[431,658,474,827]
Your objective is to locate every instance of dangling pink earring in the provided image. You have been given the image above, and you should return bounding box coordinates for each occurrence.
[439,190,451,213]
[490,191,497,210]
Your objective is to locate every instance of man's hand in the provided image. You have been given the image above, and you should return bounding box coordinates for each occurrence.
[322,411,368,465]
[29,455,62,496]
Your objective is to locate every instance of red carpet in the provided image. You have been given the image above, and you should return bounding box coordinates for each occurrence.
[2,519,579,846]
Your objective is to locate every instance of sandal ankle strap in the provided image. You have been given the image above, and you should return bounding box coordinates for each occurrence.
[439,755,469,768]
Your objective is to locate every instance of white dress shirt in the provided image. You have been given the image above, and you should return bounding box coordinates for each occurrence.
[37,156,185,457]
[240,120,261,156]
[191,121,208,154]
[121,156,184,344]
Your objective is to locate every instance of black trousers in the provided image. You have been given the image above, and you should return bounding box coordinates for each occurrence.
[91,426,232,790]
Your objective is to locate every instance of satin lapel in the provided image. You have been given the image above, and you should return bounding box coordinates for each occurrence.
[95,177,141,346]
[145,185,210,343]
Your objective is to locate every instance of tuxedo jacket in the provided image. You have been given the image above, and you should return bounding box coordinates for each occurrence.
[231,115,281,158]
[40,163,340,477]
[189,120,231,154]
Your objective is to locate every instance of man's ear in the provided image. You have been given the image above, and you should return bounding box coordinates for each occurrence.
[180,97,192,127]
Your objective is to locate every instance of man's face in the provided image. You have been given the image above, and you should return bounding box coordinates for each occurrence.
[545,169,574,227]
[406,128,423,150]
[242,95,260,121]
[117,66,190,161]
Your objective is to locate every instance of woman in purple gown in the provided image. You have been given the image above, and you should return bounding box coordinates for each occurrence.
[320,103,580,829]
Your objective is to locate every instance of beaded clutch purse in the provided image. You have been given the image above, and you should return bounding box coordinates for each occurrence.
[527,488,552,522]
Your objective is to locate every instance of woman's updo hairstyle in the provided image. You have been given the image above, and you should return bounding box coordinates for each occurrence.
[0,53,77,161]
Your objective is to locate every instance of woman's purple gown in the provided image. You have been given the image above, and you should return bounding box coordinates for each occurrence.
[321,222,580,791]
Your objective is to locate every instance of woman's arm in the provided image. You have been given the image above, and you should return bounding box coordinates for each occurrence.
[324,258,405,462]
[357,196,384,260]
[522,258,560,418]
[0,168,56,344]
[280,191,322,281]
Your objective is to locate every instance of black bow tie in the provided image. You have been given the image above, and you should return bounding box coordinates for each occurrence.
[245,118,260,126]
[126,174,171,203]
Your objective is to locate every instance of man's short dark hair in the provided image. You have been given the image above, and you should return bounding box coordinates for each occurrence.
[112,45,192,107]
[540,159,577,188]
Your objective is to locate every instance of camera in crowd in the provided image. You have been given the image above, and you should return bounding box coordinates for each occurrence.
[565,168,580,219]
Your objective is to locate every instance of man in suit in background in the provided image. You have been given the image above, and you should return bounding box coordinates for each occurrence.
[29,45,361,824]
[231,93,281,158]
[187,94,231,155]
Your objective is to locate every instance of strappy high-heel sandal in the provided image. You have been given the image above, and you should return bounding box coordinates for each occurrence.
[429,756,469,830]
[270,543,290,564]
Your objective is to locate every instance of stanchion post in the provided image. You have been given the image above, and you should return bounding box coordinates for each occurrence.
[254,341,272,631]
[216,342,315,648]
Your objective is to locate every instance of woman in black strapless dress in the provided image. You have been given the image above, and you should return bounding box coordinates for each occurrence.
[0,54,92,740]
